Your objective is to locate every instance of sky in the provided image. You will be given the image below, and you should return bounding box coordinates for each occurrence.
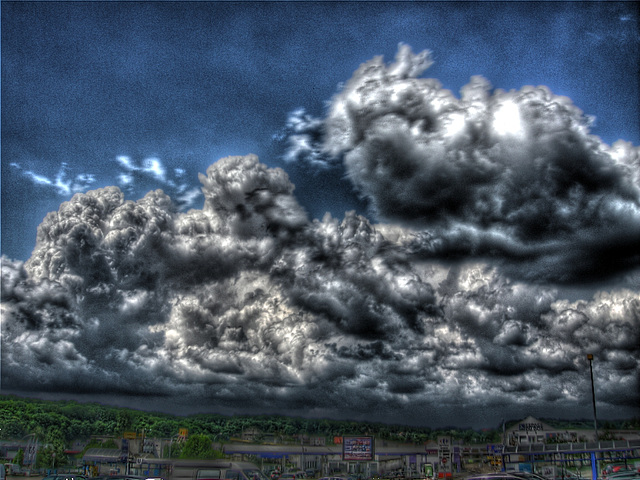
[1,2,639,430]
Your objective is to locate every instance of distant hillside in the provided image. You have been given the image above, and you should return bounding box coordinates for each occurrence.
[1,394,637,444]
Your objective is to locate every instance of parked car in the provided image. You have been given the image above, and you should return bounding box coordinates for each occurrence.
[466,474,529,480]
[512,473,548,480]
[278,474,298,480]
[43,475,88,480]
[93,476,164,480]
[603,465,636,477]
[538,465,585,480]
[196,463,270,480]
[605,473,640,480]
[558,471,584,480]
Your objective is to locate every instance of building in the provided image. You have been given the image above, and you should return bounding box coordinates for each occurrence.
[505,416,640,447]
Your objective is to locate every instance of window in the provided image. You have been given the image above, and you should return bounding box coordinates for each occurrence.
[198,470,222,480]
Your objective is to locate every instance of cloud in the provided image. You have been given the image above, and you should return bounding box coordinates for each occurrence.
[2,153,638,425]
[113,155,201,209]
[9,156,202,210]
[323,43,640,284]
[143,157,166,182]
[11,162,97,195]
[275,108,339,169]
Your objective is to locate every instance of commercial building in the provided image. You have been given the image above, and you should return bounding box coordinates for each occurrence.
[502,417,640,479]
[505,417,640,446]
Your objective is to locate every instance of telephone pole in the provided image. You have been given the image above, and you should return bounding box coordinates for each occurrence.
[587,354,599,441]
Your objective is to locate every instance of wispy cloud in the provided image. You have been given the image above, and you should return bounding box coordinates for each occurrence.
[112,156,201,209]
[115,155,167,184]
[11,162,97,195]
[274,108,340,169]
[11,156,202,210]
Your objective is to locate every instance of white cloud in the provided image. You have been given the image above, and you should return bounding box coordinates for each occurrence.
[116,155,135,170]
[25,170,53,186]
[111,155,200,209]
[143,157,166,182]
[13,162,97,195]
[276,108,339,168]
[176,186,203,208]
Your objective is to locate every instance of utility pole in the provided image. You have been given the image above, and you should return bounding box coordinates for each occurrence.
[587,354,599,480]
[587,354,599,441]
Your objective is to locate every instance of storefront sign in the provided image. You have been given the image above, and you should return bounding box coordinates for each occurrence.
[518,423,544,433]
[342,436,374,461]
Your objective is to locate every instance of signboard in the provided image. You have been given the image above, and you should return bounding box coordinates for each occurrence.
[178,428,189,442]
[424,464,434,479]
[438,437,451,447]
[342,436,374,462]
[487,444,504,454]
[124,431,137,440]
[437,437,451,473]
[518,422,543,433]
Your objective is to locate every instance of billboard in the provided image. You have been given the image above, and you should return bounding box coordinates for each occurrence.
[342,436,374,462]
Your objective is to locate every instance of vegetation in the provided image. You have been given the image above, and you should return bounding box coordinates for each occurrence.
[1,394,638,449]
[180,434,222,459]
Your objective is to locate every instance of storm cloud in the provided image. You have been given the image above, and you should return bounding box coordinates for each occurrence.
[322,44,640,284]
[2,148,639,425]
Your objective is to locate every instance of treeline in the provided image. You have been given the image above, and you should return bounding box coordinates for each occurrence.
[1,395,638,447]
[0,395,489,444]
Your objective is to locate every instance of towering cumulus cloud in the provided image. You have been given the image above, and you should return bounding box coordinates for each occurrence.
[2,45,639,425]
[324,44,640,283]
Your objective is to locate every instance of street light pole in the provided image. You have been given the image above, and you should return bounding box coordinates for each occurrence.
[587,354,599,441]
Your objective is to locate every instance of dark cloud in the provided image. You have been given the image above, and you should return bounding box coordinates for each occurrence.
[321,44,640,284]
[2,153,638,426]
[281,211,439,339]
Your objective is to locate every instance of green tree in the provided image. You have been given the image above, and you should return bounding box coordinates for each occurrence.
[116,410,133,434]
[168,440,184,459]
[14,448,25,465]
[39,440,67,469]
[180,434,216,459]
[36,426,68,469]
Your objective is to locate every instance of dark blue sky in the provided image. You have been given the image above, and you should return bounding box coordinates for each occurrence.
[2,1,638,262]
[2,2,640,426]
